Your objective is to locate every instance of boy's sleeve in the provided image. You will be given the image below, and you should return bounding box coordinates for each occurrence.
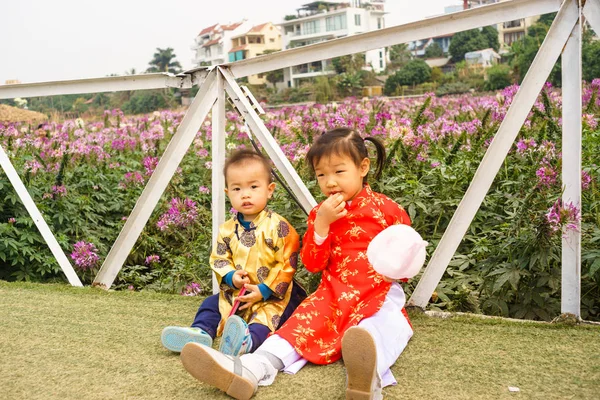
[300,206,331,274]
[209,226,237,285]
[262,218,300,300]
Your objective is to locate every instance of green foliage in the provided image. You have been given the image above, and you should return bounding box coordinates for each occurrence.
[449,27,498,63]
[384,60,432,95]
[484,64,513,91]
[122,90,176,114]
[314,76,336,103]
[424,42,444,58]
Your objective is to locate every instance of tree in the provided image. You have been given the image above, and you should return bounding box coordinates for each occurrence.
[331,53,365,74]
[481,26,500,51]
[424,42,444,58]
[388,43,412,66]
[384,59,431,95]
[261,49,284,89]
[146,48,182,74]
[449,29,489,63]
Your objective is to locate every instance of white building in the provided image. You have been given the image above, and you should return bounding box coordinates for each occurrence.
[191,20,251,66]
[280,0,387,88]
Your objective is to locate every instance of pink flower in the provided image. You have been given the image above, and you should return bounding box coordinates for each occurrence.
[582,170,592,190]
[199,186,210,194]
[52,185,67,197]
[70,241,100,271]
[8,217,16,224]
[145,254,160,265]
[545,200,581,238]
[142,156,159,176]
[181,282,202,296]
[156,197,199,231]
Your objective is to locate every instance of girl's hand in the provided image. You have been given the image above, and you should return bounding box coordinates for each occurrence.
[237,284,263,310]
[315,193,347,236]
[232,270,250,289]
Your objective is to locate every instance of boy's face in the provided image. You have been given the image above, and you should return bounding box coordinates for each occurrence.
[225,160,275,222]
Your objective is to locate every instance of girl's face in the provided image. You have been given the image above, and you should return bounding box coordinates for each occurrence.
[314,153,370,202]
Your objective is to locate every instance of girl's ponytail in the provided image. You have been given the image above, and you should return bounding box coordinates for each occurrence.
[364,136,386,181]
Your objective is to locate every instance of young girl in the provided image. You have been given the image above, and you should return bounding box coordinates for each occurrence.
[180,128,414,400]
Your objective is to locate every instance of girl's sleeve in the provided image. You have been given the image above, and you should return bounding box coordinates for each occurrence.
[262,219,300,299]
[209,226,236,285]
[383,196,411,227]
[300,206,331,273]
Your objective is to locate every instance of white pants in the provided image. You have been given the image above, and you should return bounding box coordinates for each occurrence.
[254,282,413,387]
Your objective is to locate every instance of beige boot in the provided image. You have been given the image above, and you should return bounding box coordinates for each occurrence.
[181,342,259,400]
[342,327,383,400]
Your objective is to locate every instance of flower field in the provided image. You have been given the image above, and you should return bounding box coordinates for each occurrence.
[1,81,599,321]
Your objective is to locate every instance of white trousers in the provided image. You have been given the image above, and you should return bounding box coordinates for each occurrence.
[254,282,413,387]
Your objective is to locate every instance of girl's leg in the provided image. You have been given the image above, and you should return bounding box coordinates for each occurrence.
[355,282,413,386]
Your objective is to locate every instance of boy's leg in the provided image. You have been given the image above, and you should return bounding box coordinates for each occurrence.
[161,294,220,352]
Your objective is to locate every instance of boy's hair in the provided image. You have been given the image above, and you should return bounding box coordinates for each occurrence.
[306,128,386,183]
[223,149,273,185]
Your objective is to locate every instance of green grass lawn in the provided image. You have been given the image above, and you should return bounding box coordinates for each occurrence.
[1,281,599,400]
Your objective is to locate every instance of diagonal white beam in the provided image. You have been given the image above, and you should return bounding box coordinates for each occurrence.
[219,67,317,213]
[583,0,600,34]
[561,3,583,317]
[0,145,83,286]
[228,0,562,77]
[93,70,218,289]
[211,71,226,295]
[0,71,208,100]
[408,0,581,308]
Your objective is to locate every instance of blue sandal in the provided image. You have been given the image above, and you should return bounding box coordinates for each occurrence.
[161,326,213,353]
[219,316,253,356]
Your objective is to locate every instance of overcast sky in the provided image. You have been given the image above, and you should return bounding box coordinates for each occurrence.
[1,0,459,84]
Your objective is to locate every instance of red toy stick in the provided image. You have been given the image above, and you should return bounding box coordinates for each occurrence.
[229,286,247,317]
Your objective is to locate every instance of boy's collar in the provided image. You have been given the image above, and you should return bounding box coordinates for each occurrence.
[236,208,270,230]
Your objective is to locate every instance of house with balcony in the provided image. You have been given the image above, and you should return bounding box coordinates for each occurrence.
[191,20,251,66]
[498,16,540,48]
[279,0,387,88]
[228,22,282,85]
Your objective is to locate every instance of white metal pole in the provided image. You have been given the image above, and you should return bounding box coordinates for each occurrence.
[408,0,580,308]
[93,70,218,289]
[583,0,600,34]
[211,71,226,295]
[219,67,317,214]
[561,2,582,317]
[0,145,83,287]
[0,72,201,100]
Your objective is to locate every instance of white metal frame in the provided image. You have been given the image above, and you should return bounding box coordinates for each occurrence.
[0,0,597,316]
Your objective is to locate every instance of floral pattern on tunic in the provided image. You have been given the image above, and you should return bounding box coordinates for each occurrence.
[275,185,411,365]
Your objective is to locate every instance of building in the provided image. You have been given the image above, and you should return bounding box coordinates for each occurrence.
[228,22,283,85]
[411,1,539,58]
[191,20,251,66]
[461,1,540,50]
[279,0,387,87]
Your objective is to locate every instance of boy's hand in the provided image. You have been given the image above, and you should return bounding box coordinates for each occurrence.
[232,270,250,289]
[314,193,347,236]
[237,284,263,310]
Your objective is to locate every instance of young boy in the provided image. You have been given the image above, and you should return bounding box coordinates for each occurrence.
[161,149,305,357]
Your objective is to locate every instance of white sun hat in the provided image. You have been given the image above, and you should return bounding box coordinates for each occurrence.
[367,224,428,280]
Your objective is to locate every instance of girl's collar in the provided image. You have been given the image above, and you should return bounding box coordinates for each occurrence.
[346,184,372,210]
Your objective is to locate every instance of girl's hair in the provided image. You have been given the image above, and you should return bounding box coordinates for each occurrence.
[306,128,386,183]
